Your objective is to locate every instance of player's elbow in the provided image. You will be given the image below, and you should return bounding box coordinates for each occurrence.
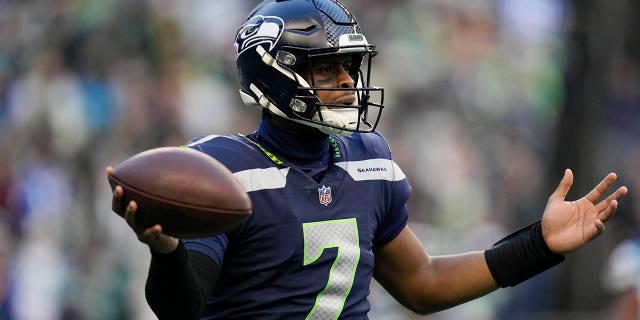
[402,300,453,316]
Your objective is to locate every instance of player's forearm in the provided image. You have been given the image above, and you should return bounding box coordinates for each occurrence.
[421,252,499,311]
[413,222,565,313]
[145,240,209,319]
[376,251,498,315]
[373,227,499,314]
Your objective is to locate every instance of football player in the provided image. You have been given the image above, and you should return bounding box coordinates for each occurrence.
[108,0,628,319]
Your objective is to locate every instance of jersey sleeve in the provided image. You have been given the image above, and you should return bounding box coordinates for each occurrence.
[182,134,251,269]
[368,132,411,248]
[373,185,410,248]
[184,234,229,268]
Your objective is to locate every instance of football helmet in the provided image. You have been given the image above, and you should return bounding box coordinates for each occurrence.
[234,0,384,136]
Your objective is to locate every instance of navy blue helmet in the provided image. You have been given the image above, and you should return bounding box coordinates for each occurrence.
[235,0,384,136]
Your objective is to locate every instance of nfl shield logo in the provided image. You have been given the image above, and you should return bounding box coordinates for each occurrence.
[318,185,332,206]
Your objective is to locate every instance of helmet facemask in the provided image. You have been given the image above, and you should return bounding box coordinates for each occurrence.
[287,43,383,136]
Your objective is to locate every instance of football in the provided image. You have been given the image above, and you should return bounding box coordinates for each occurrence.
[107,146,252,239]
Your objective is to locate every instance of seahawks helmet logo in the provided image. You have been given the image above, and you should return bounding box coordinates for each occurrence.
[235,15,285,57]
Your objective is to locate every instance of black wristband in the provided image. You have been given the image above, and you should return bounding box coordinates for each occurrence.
[484,221,565,287]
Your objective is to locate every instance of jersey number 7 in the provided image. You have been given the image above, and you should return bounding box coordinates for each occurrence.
[303,218,360,320]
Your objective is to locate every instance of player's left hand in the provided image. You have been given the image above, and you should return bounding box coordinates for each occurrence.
[541,169,628,254]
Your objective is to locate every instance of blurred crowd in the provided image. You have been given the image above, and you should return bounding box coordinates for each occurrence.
[0,0,637,319]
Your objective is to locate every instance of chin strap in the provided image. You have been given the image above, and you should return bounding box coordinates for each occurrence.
[312,107,359,136]
[239,85,356,137]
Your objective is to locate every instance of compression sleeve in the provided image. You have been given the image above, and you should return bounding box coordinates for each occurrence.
[145,240,219,319]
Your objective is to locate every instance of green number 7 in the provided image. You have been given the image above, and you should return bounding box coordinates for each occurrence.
[302,218,360,320]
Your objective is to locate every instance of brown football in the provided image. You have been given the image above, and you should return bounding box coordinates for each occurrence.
[107,146,252,239]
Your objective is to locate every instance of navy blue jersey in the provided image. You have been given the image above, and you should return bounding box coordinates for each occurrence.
[184,131,410,319]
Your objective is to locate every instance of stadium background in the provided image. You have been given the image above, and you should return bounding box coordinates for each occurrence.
[0,0,638,319]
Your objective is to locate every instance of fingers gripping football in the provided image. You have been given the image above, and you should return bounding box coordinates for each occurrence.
[106,147,252,241]
[109,168,179,253]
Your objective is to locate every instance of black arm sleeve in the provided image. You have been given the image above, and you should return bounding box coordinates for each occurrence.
[145,240,220,319]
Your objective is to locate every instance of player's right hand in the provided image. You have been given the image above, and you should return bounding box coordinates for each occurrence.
[108,167,179,254]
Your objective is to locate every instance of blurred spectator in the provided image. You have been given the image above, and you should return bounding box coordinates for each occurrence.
[602,149,640,320]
